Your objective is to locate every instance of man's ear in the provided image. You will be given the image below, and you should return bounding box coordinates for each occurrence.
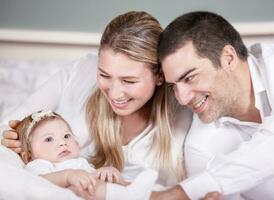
[21,151,31,164]
[220,45,238,72]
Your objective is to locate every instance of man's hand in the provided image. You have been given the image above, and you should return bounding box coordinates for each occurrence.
[1,120,22,153]
[150,185,190,200]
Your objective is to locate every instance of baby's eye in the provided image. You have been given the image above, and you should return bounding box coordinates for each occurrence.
[64,133,72,139]
[44,137,54,142]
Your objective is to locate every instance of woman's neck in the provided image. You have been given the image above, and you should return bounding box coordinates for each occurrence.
[120,104,151,145]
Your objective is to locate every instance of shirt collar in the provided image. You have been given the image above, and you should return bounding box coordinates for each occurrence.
[248,54,265,94]
[216,53,271,126]
[248,54,271,119]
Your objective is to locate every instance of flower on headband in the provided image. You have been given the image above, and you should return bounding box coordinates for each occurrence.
[26,110,57,138]
[31,110,56,122]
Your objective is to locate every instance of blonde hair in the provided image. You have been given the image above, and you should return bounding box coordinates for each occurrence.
[86,11,182,179]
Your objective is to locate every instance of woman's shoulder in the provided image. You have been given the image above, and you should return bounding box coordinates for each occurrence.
[74,54,97,80]
[61,53,98,91]
[66,53,98,76]
[78,53,98,68]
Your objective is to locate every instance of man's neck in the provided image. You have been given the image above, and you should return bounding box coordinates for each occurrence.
[231,61,262,123]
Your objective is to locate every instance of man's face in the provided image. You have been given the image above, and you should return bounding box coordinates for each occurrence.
[162,42,239,123]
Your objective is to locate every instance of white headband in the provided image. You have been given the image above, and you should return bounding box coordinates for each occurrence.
[26,110,57,138]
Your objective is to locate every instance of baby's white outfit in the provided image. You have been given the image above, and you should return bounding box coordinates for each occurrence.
[25,157,158,200]
[25,158,94,175]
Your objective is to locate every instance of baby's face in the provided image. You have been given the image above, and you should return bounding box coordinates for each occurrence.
[30,118,80,163]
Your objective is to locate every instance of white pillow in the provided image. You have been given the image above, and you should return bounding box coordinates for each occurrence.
[0,144,24,168]
[0,60,69,120]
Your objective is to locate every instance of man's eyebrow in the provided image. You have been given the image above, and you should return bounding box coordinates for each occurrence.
[176,68,196,82]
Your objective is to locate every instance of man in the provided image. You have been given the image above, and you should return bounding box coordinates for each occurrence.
[153,11,274,200]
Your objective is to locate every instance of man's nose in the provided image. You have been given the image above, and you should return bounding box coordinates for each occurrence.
[174,83,194,106]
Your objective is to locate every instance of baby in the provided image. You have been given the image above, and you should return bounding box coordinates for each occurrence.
[17,110,157,200]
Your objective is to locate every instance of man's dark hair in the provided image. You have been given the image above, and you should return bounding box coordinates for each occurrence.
[158,11,248,67]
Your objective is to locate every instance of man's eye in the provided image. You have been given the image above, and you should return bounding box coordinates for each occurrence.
[185,75,194,82]
[64,133,72,139]
[45,137,54,142]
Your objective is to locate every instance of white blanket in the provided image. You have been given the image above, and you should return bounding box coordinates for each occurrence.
[0,145,82,200]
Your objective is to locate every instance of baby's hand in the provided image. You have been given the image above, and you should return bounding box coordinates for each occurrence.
[202,192,224,200]
[65,169,97,198]
[95,166,127,185]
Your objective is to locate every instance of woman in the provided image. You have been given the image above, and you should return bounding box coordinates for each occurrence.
[1,11,191,198]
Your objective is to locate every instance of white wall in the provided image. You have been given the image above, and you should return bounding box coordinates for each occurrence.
[0,22,274,60]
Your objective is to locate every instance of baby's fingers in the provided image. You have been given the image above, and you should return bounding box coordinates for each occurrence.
[99,171,107,182]
[106,172,114,183]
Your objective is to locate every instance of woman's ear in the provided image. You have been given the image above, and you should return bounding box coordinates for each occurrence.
[156,72,164,86]
[220,45,238,72]
[21,151,31,164]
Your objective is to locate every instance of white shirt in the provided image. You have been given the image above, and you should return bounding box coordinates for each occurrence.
[0,54,192,188]
[25,158,95,175]
[180,43,274,200]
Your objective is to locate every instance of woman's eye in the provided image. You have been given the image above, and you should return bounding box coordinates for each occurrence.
[167,83,174,88]
[123,80,136,84]
[45,137,54,142]
[100,74,110,79]
[64,133,72,139]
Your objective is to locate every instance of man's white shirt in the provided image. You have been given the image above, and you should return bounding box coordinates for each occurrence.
[180,43,274,200]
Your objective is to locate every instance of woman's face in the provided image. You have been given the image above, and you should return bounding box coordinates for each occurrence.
[97,48,158,117]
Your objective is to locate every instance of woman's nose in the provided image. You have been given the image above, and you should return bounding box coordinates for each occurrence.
[109,82,125,99]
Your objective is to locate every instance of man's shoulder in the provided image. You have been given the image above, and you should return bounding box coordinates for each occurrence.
[248,43,274,58]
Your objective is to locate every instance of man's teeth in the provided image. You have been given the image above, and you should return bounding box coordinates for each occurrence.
[194,97,207,109]
[113,99,128,104]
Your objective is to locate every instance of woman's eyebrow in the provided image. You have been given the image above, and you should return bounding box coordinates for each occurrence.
[98,67,109,74]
